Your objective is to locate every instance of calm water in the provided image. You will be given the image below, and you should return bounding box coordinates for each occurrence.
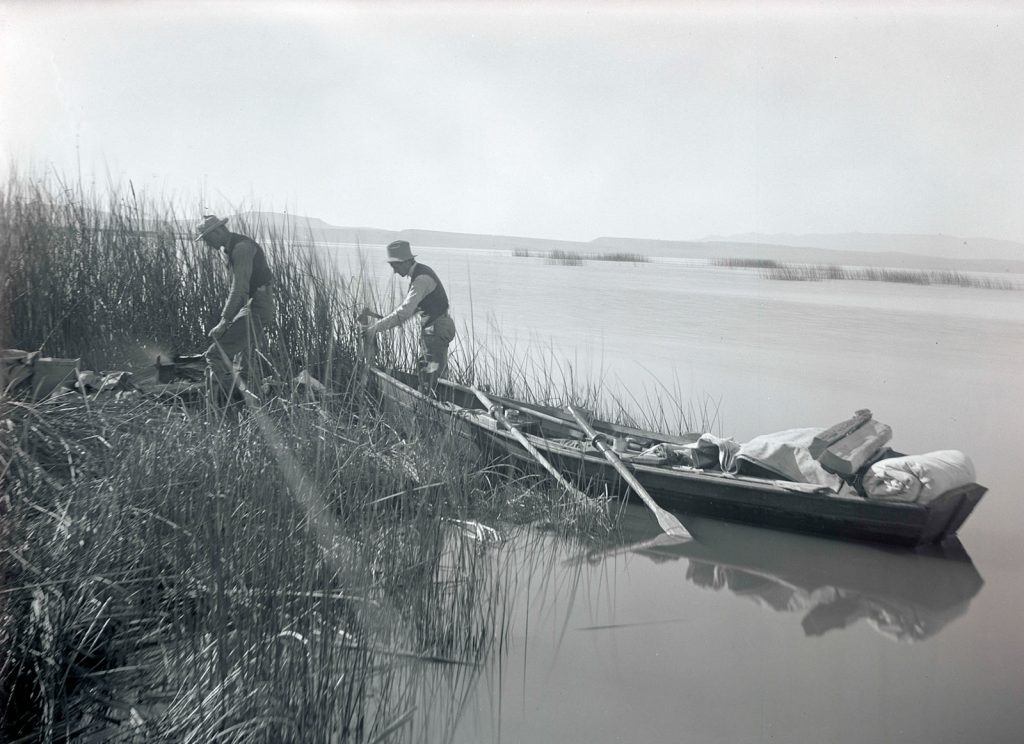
[338,245,1024,743]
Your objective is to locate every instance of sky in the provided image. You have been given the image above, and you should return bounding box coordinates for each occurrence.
[2,0,1023,243]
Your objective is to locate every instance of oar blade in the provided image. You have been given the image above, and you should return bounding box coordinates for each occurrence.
[567,404,692,541]
[659,517,693,540]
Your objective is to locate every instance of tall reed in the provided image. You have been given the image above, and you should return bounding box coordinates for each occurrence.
[0,171,615,742]
[450,319,717,437]
[1,389,526,741]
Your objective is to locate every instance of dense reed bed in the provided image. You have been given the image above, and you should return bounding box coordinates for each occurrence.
[0,173,613,742]
[1,393,513,741]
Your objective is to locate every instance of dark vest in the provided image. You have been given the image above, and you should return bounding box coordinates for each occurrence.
[410,262,449,326]
[225,233,273,296]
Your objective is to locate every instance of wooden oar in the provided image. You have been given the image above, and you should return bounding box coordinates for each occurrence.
[469,385,594,508]
[567,404,690,539]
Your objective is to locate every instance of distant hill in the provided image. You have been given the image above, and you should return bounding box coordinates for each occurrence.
[215,212,1024,274]
[396,229,584,254]
[225,212,394,246]
[229,213,587,253]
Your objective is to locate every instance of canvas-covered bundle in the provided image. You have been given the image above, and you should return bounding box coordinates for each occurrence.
[862,450,976,504]
[734,428,843,491]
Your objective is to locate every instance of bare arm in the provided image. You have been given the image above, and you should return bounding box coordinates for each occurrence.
[368,273,437,334]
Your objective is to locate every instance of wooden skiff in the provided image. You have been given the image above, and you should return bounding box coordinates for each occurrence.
[369,367,985,546]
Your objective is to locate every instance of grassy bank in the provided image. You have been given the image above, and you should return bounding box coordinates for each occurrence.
[1,393,516,741]
[0,173,613,742]
[712,257,1017,289]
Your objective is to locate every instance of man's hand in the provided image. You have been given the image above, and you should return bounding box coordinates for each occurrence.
[356,307,382,327]
[362,325,378,362]
[208,319,230,340]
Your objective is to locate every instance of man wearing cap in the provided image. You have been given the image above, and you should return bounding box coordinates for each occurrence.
[364,240,456,394]
[194,214,275,405]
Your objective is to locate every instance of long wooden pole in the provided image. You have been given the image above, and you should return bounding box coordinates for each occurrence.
[567,404,690,539]
[470,385,594,508]
[438,379,581,432]
[355,308,382,405]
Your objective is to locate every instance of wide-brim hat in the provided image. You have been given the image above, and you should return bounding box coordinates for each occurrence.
[385,240,415,263]
[194,215,228,242]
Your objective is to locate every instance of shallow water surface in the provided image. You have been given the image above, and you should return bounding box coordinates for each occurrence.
[448,510,1004,744]
[337,245,1024,743]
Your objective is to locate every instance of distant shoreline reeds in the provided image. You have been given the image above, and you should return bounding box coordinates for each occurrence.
[712,258,782,270]
[512,248,648,265]
[711,258,1017,289]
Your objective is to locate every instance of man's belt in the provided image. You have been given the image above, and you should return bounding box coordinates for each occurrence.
[420,310,449,329]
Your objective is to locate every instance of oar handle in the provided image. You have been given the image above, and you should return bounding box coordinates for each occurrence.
[471,385,592,505]
[568,404,690,539]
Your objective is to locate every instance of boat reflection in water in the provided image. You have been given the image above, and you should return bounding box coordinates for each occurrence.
[581,508,985,643]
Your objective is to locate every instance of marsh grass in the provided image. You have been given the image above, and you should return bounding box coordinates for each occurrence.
[0,172,625,742]
[450,321,717,437]
[0,171,372,394]
[1,170,724,741]
[0,389,527,741]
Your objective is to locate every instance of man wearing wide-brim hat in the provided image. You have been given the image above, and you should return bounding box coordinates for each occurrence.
[194,214,275,405]
[364,239,456,394]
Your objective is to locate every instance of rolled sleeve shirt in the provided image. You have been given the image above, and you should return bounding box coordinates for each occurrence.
[369,262,437,334]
